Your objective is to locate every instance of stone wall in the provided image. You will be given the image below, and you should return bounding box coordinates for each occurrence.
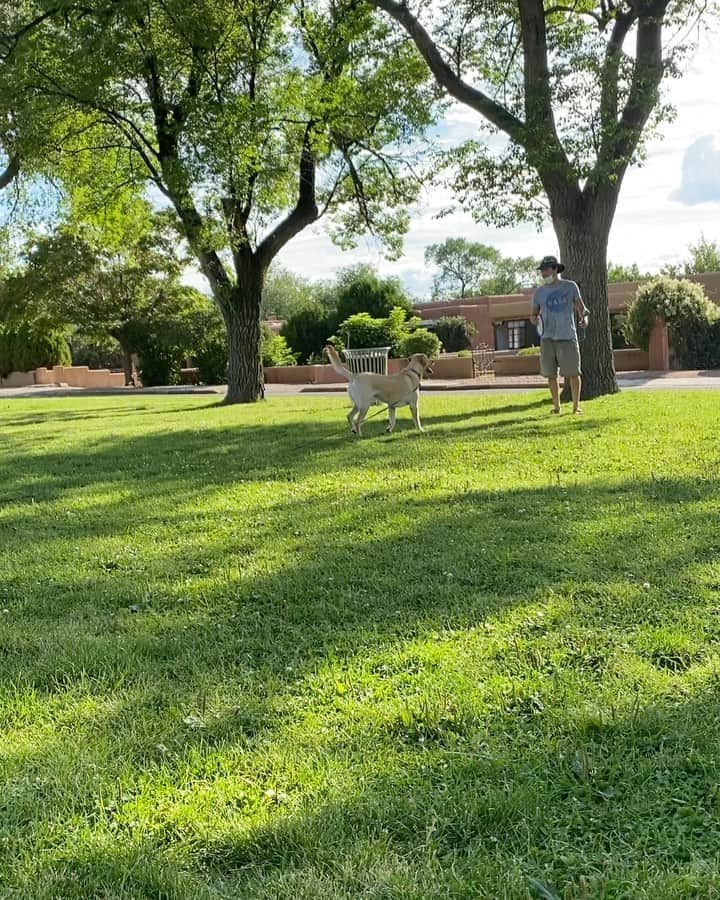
[1,366,126,389]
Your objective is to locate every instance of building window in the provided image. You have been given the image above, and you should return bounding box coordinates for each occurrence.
[508,320,525,349]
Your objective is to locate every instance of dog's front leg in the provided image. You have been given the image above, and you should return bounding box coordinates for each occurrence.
[386,406,397,433]
[409,395,424,432]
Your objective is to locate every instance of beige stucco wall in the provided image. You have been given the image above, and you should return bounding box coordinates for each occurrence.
[0,371,36,387]
[263,353,475,384]
[32,366,126,388]
[493,347,650,376]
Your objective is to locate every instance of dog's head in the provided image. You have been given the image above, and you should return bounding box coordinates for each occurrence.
[409,353,433,377]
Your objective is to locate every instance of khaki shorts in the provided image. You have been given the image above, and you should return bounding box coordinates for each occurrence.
[540,339,581,377]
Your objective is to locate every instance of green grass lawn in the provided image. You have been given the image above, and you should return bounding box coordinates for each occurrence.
[1,390,720,899]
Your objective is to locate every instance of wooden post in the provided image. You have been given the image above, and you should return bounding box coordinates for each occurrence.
[648,317,670,371]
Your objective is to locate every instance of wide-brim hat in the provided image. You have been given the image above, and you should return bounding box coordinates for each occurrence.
[538,255,565,273]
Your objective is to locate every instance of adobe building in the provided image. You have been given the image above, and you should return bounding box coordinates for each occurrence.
[413,272,720,351]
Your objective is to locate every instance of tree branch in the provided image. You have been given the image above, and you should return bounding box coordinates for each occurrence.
[366,0,526,141]
[0,153,19,190]
[593,0,670,197]
[256,122,319,268]
[517,0,578,194]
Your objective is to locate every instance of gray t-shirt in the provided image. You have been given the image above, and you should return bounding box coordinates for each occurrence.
[532,279,581,341]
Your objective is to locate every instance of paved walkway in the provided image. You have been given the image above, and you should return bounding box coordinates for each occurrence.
[1,370,720,399]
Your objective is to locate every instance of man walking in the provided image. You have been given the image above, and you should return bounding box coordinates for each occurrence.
[530,255,590,415]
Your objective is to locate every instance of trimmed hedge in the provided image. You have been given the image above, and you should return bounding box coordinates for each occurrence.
[431,316,476,352]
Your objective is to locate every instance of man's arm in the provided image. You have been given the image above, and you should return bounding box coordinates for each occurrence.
[530,293,541,325]
[574,295,589,322]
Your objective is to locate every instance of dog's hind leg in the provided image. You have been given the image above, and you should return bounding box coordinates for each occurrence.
[386,406,397,433]
[347,404,359,433]
[354,406,369,437]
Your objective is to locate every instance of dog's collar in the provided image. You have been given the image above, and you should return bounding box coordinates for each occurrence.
[405,367,422,387]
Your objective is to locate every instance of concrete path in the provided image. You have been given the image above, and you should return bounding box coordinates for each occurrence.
[1,370,720,399]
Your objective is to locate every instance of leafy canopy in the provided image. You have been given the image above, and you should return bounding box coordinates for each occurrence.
[424,238,536,298]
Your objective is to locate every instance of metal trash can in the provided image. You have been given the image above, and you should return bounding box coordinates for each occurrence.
[472,343,495,377]
[342,347,391,375]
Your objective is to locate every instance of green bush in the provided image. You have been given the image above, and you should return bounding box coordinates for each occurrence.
[398,329,442,358]
[333,312,396,354]
[194,337,227,384]
[517,345,541,356]
[0,323,71,378]
[281,305,336,364]
[431,316,476,352]
[610,313,629,349]
[332,307,415,358]
[137,344,181,386]
[69,333,124,369]
[625,277,720,367]
[335,269,412,322]
[262,328,296,367]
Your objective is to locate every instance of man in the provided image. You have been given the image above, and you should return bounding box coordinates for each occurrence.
[530,255,590,415]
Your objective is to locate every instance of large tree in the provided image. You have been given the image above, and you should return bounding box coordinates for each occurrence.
[0,213,192,384]
[367,0,710,397]
[9,0,434,402]
[424,238,536,298]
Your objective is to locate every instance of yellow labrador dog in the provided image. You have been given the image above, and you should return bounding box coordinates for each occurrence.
[325,344,432,436]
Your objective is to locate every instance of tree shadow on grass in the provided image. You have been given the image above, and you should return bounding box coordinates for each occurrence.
[0,399,619,516]
[9,661,720,898]
[0,470,718,720]
[1,395,720,895]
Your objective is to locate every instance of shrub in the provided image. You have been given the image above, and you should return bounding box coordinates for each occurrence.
[625,277,720,367]
[70,333,124,369]
[333,312,396,353]
[137,344,181,386]
[431,316,476,352]
[335,268,412,322]
[0,323,71,377]
[610,313,629,349]
[332,306,415,358]
[262,329,296,367]
[517,345,541,356]
[281,305,336,364]
[398,329,442,358]
[194,336,227,384]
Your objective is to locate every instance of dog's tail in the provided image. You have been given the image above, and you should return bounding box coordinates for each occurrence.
[324,344,354,382]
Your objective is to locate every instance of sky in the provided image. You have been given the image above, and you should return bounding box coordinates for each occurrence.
[271,28,720,300]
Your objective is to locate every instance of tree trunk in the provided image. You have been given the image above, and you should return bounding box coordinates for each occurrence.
[221,263,265,404]
[110,331,137,386]
[554,208,619,400]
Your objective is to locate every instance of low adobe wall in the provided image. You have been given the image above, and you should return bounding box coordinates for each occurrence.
[264,354,474,384]
[388,355,474,379]
[493,346,650,376]
[8,366,127,388]
[0,370,36,388]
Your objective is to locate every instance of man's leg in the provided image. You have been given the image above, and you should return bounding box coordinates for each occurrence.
[548,376,561,413]
[540,340,561,413]
[570,375,582,413]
